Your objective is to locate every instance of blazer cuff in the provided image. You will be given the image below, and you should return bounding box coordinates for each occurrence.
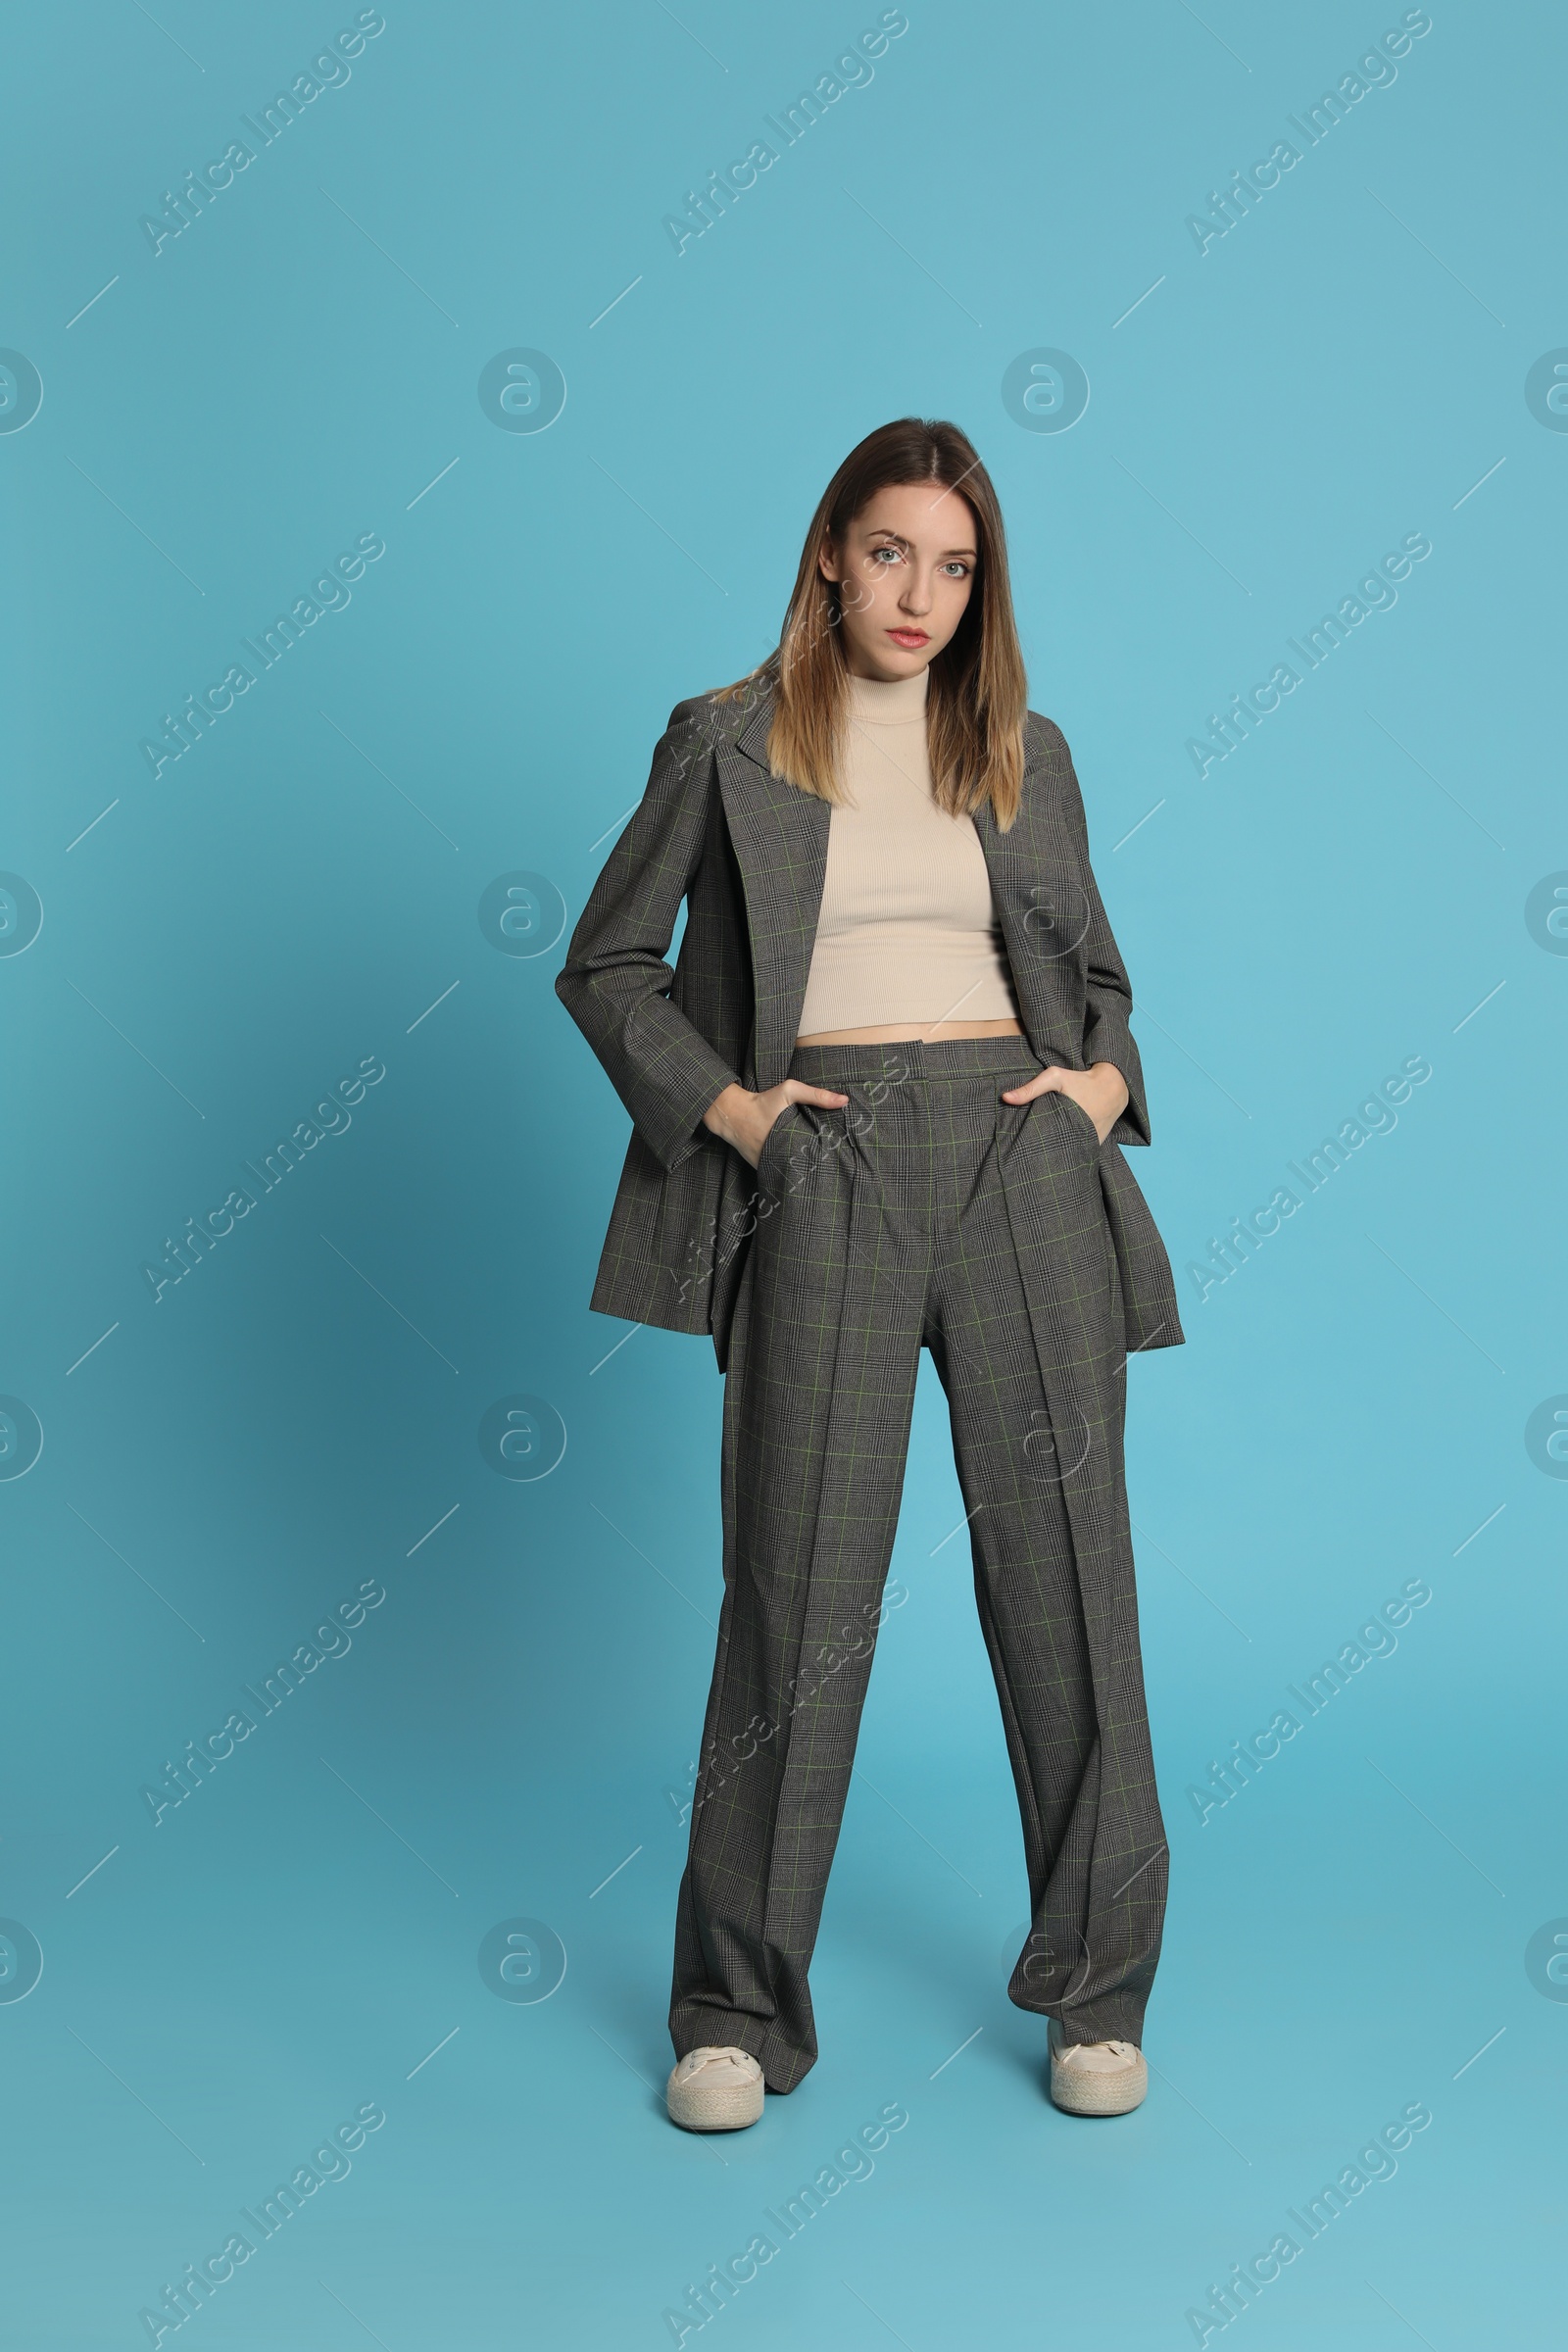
[1083,1020,1151,1147]
[635,1033,743,1174]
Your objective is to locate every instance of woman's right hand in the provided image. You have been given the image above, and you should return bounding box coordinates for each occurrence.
[702,1079,849,1169]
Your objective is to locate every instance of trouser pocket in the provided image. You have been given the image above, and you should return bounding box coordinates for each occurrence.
[755,1102,802,1198]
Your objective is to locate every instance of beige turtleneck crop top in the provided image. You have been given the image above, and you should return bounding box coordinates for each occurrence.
[795,664,1020,1037]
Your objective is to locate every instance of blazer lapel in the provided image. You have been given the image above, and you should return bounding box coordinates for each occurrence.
[715,686,830,1091]
[974,748,1083,1058]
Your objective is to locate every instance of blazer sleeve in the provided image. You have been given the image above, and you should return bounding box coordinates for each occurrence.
[556,701,743,1174]
[1043,719,1152,1149]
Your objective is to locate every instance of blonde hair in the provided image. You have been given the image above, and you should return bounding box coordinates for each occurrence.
[713,416,1028,830]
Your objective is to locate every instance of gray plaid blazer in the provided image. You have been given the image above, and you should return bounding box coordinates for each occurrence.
[556,679,1184,1372]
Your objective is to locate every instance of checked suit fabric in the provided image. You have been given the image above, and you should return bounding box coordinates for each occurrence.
[554,681,1184,1374]
[668,1036,1168,2093]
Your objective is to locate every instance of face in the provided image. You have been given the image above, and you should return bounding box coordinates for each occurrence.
[817,480,978,682]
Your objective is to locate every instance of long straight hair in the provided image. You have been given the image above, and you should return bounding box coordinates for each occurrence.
[713,417,1029,830]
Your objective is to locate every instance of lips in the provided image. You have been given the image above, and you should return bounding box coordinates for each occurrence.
[887,629,929,646]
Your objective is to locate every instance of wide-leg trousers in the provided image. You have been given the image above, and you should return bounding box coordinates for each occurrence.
[668,1037,1167,2092]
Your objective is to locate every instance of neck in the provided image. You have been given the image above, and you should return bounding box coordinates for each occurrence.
[844,664,929,720]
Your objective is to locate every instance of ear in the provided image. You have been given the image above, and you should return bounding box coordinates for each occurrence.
[816,536,841,585]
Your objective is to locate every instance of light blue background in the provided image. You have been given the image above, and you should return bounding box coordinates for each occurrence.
[2,2,1562,2344]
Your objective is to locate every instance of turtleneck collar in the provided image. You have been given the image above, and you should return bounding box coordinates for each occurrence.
[844,663,930,723]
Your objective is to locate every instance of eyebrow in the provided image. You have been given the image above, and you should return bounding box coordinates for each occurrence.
[865,528,978,559]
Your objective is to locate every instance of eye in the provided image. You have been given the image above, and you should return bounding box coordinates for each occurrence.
[940,560,971,578]
[868,544,904,566]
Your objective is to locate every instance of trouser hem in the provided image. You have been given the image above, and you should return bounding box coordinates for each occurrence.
[668,2008,811,2095]
[1010,1988,1152,2046]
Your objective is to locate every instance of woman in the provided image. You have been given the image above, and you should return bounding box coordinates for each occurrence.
[557,417,1183,2132]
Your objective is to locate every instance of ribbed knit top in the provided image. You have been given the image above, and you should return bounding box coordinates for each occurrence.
[795,665,1020,1036]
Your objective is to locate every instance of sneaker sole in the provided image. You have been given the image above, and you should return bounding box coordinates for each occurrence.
[1050,2052,1149,2116]
[665,2070,764,2132]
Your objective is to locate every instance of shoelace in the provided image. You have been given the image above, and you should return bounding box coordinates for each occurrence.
[678,2045,757,2076]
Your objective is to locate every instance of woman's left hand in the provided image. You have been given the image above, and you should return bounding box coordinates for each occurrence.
[1001,1060,1130,1144]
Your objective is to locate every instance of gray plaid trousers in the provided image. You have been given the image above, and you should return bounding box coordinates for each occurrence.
[669,1038,1168,2091]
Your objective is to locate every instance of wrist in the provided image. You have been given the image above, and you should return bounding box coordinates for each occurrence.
[703,1082,752,1146]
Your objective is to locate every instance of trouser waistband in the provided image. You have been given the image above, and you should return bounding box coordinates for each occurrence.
[788,1036,1054,1084]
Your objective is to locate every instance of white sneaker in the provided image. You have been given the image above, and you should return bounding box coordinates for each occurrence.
[665,2045,765,2132]
[1048,2018,1148,2115]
